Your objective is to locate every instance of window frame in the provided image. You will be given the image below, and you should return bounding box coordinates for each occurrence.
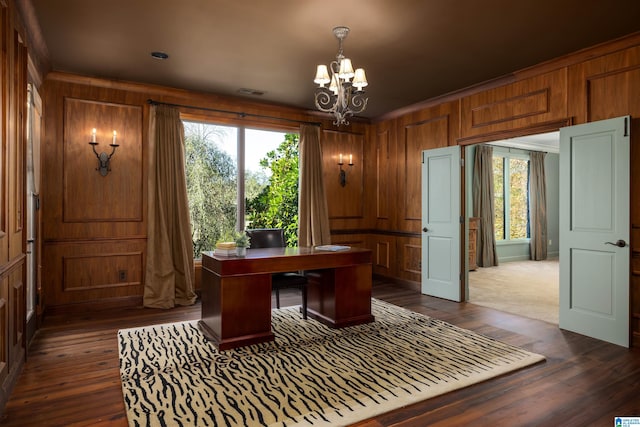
[180,113,299,255]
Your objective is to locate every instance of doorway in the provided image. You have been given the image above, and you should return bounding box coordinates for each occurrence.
[465,132,560,324]
[26,83,42,339]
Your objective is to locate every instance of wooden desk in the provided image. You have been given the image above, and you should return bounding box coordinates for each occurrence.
[199,247,374,350]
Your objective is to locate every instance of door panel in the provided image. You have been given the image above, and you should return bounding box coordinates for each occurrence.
[559,116,629,347]
[571,250,614,314]
[421,146,461,301]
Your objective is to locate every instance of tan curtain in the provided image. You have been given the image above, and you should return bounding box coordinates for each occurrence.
[529,151,547,260]
[298,124,331,246]
[473,145,499,267]
[144,104,197,308]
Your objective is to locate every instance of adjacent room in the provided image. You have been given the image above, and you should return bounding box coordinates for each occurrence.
[466,133,560,324]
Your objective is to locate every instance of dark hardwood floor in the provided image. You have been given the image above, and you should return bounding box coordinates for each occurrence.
[1,281,639,426]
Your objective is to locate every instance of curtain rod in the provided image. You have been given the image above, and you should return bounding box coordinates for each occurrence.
[147,99,321,127]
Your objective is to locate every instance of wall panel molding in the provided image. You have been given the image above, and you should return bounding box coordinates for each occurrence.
[375,241,390,270]
[403,115,450,221]
[43,240,146,306]
[322,129,365,219]
[460,69,567,139]
[403,243,421,275]
[470,88,550,128]
[62,251,142,292]
[376,128,391,220]
[62,98,143,223]
[584,65,640,122]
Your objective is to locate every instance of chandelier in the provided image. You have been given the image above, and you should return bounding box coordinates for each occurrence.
[313,26,368,126]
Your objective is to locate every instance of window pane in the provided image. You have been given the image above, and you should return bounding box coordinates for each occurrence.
[244,128,286,227]
[245,132,300,247]
[509,158,529,239]
[493,156,505,240]
[184,121,238,256]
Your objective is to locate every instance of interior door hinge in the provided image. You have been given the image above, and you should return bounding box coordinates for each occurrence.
[460,158,464,167]
[624,117,629,137]
[460,216,464,224]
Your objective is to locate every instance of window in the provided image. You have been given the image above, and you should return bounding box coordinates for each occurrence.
[493,152,529,241]
[183,121,299,256]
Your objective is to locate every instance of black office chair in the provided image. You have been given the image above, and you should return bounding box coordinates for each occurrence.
[246,228,308,319]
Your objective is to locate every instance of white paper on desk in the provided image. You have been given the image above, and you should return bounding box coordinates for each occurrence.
[315,245,351,251]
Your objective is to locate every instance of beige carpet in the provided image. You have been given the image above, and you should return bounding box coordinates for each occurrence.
[469,258,559,324]
[118,299,544,427]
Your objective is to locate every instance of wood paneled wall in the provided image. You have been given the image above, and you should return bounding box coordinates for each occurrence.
[0,0,27,413]
[371,33,640,345]
[40,73,367,311]
[34,28,640,349]
[366,102,459,284]
[42,80,149,310]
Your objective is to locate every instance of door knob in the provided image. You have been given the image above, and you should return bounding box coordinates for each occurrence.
[605,239,627,248]
[422,227,429,232]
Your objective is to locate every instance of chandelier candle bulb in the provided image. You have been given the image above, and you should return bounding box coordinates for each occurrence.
[112,130,117,145]
[353,68,368,91]
[339,153,343,165]
[338,58,354,79]
[91,128,96,142]
[314,65,330,87]
[349,154,353,165]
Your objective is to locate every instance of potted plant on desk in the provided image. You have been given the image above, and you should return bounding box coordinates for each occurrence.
[234,232,250,256]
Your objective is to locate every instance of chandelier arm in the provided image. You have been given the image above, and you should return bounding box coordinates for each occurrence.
[348,93,368,114]
[314,88,336,113]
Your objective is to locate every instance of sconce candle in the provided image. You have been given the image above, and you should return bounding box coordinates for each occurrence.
[338,153,354,187]
[89,128,120,177]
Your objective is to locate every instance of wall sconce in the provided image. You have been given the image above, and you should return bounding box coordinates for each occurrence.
[338,153,353,187]
[89,128,119,176]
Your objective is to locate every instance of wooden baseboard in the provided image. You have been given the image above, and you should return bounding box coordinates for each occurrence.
[373,274,420,292]
[0,349,24,419]
[43,295,143,316]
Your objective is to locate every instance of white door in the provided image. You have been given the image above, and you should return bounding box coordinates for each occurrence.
[421,146,461,301]
[559,116,630,347]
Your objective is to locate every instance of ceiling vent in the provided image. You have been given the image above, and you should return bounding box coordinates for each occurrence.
[237,88,265,96]
[150,51,169,60]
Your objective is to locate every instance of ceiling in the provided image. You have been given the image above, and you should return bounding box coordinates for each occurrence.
[28,0,640,120]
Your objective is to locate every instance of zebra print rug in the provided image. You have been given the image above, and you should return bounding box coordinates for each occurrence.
[118,299,544,427]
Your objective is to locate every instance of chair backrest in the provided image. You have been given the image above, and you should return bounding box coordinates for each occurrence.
[246,228,285,248]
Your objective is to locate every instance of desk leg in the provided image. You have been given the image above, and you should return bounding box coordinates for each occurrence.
[199,269,274,350]
[307,263,374,328]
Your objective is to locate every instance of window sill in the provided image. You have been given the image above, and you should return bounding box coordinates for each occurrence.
[496,239,530,246]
